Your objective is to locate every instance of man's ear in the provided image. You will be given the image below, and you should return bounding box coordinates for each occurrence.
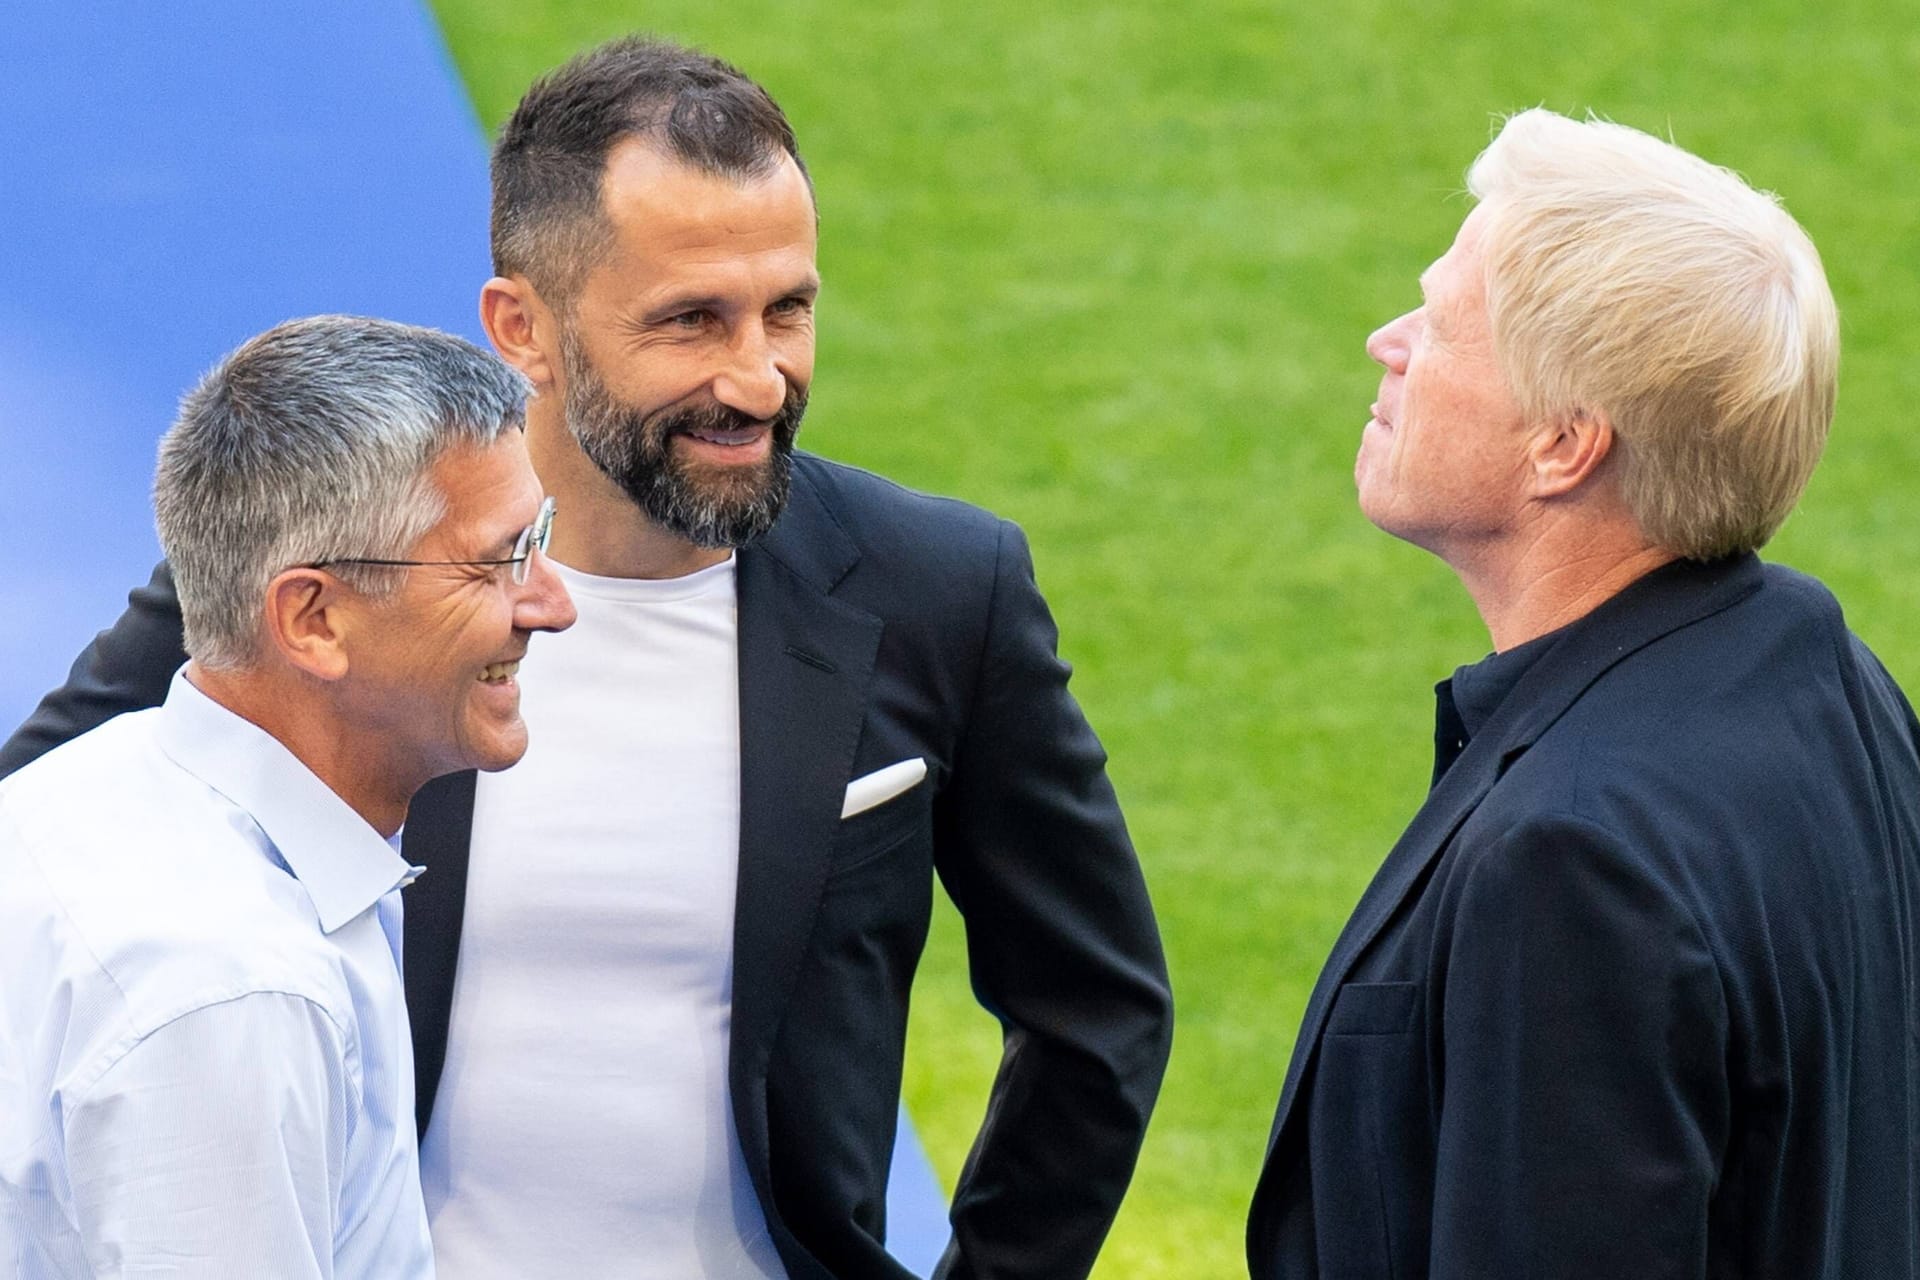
[480,275,561,393]
[1529,407,1615,499]
[262,568,353,681]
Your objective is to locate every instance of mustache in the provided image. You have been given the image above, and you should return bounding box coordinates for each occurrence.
[651,386,809,445]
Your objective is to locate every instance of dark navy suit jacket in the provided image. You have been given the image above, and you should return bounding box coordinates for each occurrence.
[1248,554,1920,1279]
[2,452,1174,1280]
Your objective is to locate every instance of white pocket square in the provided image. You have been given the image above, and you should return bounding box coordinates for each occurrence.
[841,758,927,819]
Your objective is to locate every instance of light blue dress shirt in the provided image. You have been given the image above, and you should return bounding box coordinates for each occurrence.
[0,671,434,1278]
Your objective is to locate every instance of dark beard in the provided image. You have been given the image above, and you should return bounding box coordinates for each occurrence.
[561,333,805,549]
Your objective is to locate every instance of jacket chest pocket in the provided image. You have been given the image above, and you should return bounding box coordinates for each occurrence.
[1326,980,1421,1036]
[1312,980,1433,1280]
[827,779,932,878]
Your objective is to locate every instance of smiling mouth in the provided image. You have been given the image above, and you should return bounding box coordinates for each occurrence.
[479,660,520,685]
[679,424,767,447]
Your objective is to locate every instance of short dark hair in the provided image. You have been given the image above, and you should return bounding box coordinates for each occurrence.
[490,35,809,306]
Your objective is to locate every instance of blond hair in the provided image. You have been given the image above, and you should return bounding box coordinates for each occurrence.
[1467,110,1838,559]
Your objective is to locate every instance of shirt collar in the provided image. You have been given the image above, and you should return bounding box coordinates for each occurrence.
[153,669,421,933]
[1447,623,1567,739]
[1428,607,1575,787]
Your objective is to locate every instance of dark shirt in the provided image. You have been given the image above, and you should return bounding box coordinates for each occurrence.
[1431,625,1563,787]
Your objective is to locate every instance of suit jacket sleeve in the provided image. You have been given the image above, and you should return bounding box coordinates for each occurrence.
[1432,811,1728,1279]
[929,520,1174,1280]
[0,561,184,778]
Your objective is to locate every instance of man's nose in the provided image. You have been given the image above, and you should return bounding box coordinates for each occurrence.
[712,323,788,421]
[516,548,577,634]
[1366,309,1418,371]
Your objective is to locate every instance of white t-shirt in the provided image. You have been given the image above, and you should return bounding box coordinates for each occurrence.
[418,555,787,1279]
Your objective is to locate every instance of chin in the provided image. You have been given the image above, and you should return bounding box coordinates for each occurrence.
[1356,496,1429,550]
[475,746,531,774]
[466,725,531,774]
[1354,481,1389,529]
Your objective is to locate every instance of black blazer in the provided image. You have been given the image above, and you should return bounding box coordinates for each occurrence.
[1248,554,1920,1280]
[2,452,1174,1280]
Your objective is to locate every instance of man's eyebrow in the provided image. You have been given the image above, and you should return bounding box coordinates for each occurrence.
[638,277,822,326]
[474,521,523,559]
[1417,269,1448,333]
[639,294,730,324]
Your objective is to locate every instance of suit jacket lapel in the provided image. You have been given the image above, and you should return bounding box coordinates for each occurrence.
[401,767,476,1137]
[729,464,883,1184]
[1263,553,1765,1156]
[1263,707,1505,1150]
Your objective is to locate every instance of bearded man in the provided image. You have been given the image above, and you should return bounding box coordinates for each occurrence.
[2,36,1172,1280]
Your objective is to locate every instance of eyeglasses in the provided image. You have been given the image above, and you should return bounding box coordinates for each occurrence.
[306,496,557,586]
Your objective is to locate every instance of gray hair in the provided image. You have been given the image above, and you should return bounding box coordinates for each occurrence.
[1466,110,1839,560]
[154,315,531,670]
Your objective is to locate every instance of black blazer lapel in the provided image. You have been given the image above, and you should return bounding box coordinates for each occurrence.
[729,471,884,1194]
[1261,554,1766,1159]
[401,767,477,1137]
[1261,717,1505,1155]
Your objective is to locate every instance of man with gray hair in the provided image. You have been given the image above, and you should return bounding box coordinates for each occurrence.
[1249,110,1920,1277]
[2,37,1173,1280]
[0,315,574,1277]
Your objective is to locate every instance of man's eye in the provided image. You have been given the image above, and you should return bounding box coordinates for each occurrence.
[772,297,812,316]
[667,310,709,329]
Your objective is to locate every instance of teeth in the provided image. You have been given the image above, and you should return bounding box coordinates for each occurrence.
[479,660,519,684]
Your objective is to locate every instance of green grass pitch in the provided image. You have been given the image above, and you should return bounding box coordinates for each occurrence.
[429,2,1920,1274]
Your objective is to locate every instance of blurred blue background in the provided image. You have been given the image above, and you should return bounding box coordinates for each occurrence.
[0,0,490,727]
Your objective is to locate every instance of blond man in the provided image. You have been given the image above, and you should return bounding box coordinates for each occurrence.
[1249,111,1920,1278]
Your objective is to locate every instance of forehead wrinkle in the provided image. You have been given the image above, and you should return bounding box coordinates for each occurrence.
[420,444,541,559]
[597,214,815,297]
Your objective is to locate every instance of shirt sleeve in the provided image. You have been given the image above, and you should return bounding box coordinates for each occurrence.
[63,990,354,1280]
